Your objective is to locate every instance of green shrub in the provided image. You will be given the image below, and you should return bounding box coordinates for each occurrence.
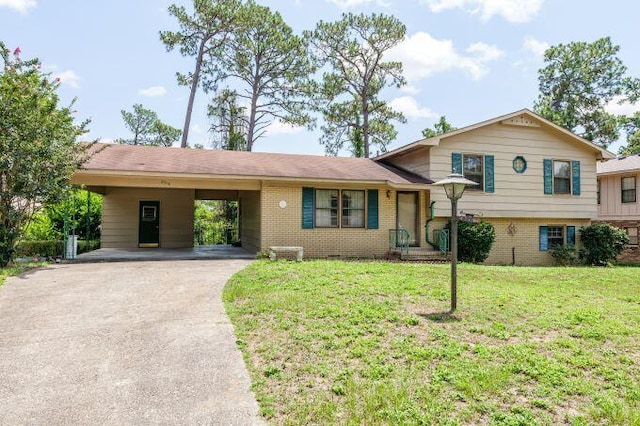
[15,240,64,257]
[551,244,580,266]
[22,212,60,241]
[456,220,496,263]
[579,223,629,266]
[78,239,100,254]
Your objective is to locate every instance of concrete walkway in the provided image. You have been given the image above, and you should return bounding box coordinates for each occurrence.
[0,260,263,425]
[74,245,256,263]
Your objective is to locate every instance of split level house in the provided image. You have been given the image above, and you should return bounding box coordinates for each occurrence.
[596,155,640,262]
[71,109,614,265]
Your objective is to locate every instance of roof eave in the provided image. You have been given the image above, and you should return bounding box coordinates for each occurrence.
[72,169,424,187]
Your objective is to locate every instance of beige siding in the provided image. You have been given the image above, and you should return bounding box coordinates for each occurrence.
[597,172,640,221]
[101,187,194,249]
[387,146,431,177]
[239,190,261,253]
[427,217,589,266]
[260,183,396,258]
[390,123,600,219]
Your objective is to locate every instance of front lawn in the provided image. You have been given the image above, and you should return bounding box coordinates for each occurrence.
[223,261,640,425]
[0,261,47,287]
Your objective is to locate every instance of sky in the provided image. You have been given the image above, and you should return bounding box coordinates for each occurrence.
[2,0,639,156]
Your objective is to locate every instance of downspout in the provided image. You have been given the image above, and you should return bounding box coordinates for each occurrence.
[425,201,439,250]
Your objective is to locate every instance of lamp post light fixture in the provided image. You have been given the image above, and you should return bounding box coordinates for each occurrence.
[432,173,478,313]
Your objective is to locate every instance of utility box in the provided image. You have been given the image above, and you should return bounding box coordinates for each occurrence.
[65,235,78,259]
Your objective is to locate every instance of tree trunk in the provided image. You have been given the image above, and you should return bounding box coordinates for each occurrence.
[246,87,259,152]
[181,39,206,148]
[363,106,370,159]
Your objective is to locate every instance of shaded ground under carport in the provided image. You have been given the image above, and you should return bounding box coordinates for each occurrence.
[73,244,256,263]
[0,260,263,425]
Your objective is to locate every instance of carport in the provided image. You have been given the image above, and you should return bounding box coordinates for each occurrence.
[72,144,263,257]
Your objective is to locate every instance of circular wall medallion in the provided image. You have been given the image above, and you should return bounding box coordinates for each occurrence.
[279,200,287,209]
[513,156,527,173]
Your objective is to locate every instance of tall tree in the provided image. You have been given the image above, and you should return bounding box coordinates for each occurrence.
[534,37,639,149]
[118,104,181,147]
[306,12,407,158]
[160,0,241,148]
[208,89,247,151]
[213,1,314,152]
[618,112,640,156]
[422,116,456,138]
[0,43,89,266]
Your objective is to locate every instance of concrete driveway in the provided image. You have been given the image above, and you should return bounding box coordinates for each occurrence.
[0,260,263,425]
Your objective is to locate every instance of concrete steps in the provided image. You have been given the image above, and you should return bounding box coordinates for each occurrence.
[391,248,451,263]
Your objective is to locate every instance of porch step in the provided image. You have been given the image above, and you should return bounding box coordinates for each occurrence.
[393,249,451,263]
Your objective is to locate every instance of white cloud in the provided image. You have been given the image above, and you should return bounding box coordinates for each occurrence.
[425,0,543,23]
[139,86,167,97]
[605,96,638,116]
[522,36,549,57]
[326,0,390,8]
[388,32,504,82]
[97,137,115,144]
[400,84,421,95]
[266,120,304,136]
[389,96,438,119]
[0,0,36,14]
[55,70,80,89]
[191,123,205,135]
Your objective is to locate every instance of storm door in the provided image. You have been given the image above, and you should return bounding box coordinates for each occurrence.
[396,192,418,246]
[139,201,160,248]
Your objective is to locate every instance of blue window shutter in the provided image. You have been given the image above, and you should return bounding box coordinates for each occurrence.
[567,226,576,245]
[485,154,495,193]
[543,159,553,194]
[452,153,462,174]
[572,161,581,195]
[302,187,314,229]
[367,189,379,229]
[539,226,548,251]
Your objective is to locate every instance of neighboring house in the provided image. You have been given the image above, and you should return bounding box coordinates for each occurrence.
[71,109,614,265]
[596,155,640,255]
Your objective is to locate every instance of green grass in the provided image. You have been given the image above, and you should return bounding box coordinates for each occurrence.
[223,261,640,425]
[0,261,49,287]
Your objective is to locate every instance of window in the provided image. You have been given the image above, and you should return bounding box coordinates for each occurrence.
[553,160,571,194]
[341,190,365,228]
[622,177,636,203]
[463,154,484,191]
[547,226,564,249]
[315,189,365,228]
[626,227,638,245]
[597,179,601,205]
[315,189,338,227]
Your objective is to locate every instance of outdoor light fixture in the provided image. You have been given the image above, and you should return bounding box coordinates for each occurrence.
[432,173,478,312]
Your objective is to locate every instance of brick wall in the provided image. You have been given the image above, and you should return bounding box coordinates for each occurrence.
[259,183,590,265]
[260,183,396,258]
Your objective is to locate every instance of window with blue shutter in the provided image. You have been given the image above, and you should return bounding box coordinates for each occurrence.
[302,187,314,229]
[366,189,379,229]
[539,226,548,251]
[567,226,576,245]
[452,153,462,174]
[543,159,553,194]
[484,155,494,193]
[571,161,581,195]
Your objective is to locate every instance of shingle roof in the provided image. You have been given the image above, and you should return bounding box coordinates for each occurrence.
[597,155,640,175]
[80,143,432,185]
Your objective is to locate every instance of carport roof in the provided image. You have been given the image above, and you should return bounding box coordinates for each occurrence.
[80,143,432,185]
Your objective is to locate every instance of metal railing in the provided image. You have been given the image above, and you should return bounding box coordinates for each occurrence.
[439,229,450,255]
[389,229,411,255]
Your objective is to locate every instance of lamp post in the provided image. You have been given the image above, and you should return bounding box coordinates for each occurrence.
[432,173,478,312]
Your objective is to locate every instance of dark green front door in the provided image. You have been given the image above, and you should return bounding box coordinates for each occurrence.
[139,201,160,248]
